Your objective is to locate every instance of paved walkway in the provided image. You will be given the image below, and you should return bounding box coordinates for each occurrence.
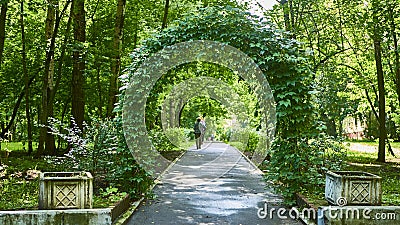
[126,142,302,225]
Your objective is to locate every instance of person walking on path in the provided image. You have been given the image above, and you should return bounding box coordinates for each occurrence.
[199,116,206,145]
[193,118,202,149]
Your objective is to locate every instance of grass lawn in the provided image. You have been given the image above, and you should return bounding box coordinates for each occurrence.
[0,141,38,152]
[347,139,400,150]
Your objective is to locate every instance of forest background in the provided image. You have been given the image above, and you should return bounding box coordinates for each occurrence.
[0,0,399,162]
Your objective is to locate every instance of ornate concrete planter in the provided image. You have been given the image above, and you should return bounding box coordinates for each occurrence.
[39,172,93,209]
[325,171,382,206]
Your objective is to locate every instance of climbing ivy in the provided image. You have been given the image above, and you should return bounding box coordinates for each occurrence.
[116,6,329,201]
[119,5,316,138]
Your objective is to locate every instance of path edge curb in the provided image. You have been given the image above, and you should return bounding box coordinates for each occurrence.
[230,145,264,175]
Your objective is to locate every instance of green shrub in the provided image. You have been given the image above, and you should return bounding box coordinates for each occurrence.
[229,128,259,152]
[265,136,347,205]
[148,129,175,151]
[246,131,259,152]
[220,129,232,142]
[164,128,188,147]
[46,118,153,199]
[183,128,195,140]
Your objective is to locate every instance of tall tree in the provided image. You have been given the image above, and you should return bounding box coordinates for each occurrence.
[277,0,292,33]
[37,0,58,156]
[0,1,7,68]
[107,0,126,117]
[20,1,33,154]
[388,4,400,107]
[71,0,86,130]
[372,0,386,162]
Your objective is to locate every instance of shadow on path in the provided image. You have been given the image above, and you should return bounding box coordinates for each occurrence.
[126,142,301,225]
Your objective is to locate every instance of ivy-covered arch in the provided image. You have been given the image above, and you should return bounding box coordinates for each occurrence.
[120,6,315,140]
[116,6,319,197]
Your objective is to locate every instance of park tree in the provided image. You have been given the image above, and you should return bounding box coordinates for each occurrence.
[0,1,7,67]
[20,0,33,154]
[0,0,397,165]
[370,0,387,162]
[37,0,58,156]
[71,0,86,130]
[107,0,127,117]
[266,0,400,162]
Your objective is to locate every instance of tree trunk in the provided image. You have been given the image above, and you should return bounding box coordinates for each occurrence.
[372,1,386,163]
[71,0,86,130]
[49,3,72,138]
[388,7,400,107]
[107,0,126,117]
[0,76,35,139]
[289,0,294,37]
[37,0,58,156]
[326,118,337,138]
[279,0,291,32]
[133,13,138,49]
[161,0,170,29]
[0,2,7,68]
[20,1,33,154]
[54,15,72,97]
[96,64,103,117]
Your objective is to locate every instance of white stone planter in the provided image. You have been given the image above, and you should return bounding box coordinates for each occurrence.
[325,171,382,206]
[39,172,93,209]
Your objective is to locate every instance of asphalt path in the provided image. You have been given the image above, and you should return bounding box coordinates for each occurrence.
[126,142,302,225]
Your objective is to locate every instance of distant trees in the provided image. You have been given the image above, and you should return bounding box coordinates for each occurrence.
[0,0,239,156]
[267,0,400,162]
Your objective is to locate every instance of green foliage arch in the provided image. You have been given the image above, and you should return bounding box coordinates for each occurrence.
[119,5,316,139]
[114,6,329,203]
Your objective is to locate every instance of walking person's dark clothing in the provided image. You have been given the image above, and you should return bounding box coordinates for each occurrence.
[194,118,202,149]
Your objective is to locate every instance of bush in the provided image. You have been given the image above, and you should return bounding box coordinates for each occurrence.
[164,128,188,147]
[229,128,259,152]
[148,129,175,151]
[148,127,191,151]
[183,128,195,140]
[265,135,347,205]
[220,129,232,142]
[46,118,153,199]
[246,131,259,152]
